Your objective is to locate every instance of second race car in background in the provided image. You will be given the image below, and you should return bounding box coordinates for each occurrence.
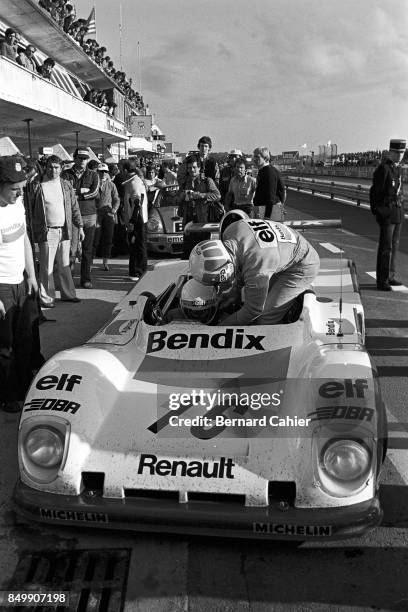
[146,185,184,255]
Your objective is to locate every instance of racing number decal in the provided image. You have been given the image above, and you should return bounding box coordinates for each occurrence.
[246,219,297,249]
[148,401,250,440]
[190,401,249,440]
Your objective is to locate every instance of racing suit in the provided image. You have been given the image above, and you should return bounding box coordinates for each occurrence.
[221,219,320,325]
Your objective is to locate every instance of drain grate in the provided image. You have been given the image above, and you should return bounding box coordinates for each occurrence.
[7,548,131,612]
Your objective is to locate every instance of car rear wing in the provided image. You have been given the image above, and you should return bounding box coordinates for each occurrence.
[184,218,342,235]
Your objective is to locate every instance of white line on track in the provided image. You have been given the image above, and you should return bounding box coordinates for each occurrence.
[319,242,344,253]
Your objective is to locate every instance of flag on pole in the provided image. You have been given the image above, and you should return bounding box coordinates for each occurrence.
[86,7,97,37]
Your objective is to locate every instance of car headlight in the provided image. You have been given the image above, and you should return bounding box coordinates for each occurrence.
[24,426,64,468]
[320,439,370,482]
[147,211,163,233]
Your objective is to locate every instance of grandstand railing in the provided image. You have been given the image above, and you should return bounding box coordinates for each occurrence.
[0,55,127,138]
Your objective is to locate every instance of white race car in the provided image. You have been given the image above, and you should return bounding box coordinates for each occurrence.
[14,219,387,540]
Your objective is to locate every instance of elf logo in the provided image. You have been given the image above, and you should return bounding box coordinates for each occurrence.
[318,379,368,399]
[36,373,82,392]
[146,329,265,353]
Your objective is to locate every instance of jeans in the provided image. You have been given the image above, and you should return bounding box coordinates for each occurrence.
[94,207,116,259]
[376,222,402,285]
[0,282,38,400]
[71,215,96,284]
[128,217,147,277]
[39,228,77,302]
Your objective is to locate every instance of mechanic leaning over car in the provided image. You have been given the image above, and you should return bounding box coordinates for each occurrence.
[189,217,320,325]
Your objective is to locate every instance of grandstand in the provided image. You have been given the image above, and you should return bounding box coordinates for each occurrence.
[0,0,162,160]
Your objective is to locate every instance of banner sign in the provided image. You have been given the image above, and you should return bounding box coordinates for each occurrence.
[129,115,153,138]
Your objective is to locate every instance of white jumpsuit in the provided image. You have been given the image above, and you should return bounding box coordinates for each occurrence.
[221,219,320,325]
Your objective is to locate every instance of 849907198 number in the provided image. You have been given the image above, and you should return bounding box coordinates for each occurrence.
[0,591,69,607]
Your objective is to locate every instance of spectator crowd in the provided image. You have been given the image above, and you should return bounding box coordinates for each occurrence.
[37,0,146,113]
[0,28,55,80]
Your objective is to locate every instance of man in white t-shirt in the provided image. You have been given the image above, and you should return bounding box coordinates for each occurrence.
[0,156,39,413]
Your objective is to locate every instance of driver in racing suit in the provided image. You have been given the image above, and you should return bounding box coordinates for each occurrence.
[189,218,320,325]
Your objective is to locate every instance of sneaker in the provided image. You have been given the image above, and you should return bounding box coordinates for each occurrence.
[389,280,403,286]
[81,281,93,289]
[129,276,140,282]
[40,301,55,308]
[0,400,22,413]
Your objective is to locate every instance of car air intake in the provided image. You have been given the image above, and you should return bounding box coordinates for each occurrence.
[81,472,105,496]
[124,488,179,501]
[188,492,246,505]
[268,482,296,506]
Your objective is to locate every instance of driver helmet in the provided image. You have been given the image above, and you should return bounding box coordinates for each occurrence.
[219,209,249,239]
[180,279,218,323]
[189,240,234,286]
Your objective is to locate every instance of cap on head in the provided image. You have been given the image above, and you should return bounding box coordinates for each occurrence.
[229,149,242,157]
[0,156,27,182]
[97,163,109,172]
[189,240,234,285]
[389,139,406,152]
[74,148,90,159]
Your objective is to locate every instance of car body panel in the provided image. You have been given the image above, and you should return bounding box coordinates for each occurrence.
[14,256,387,539]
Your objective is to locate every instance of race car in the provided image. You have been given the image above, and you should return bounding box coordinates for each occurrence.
[146,185,184,254]
[13,218,387,540]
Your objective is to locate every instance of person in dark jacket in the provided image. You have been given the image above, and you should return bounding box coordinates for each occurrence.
[253,147,286,220]
[94,163,120,270]
[62,149,99,288]
[177,156,221,259]
[371,138,406,291]
[177,136,220,189]
[31,155,84,305]
[219,149,242,204]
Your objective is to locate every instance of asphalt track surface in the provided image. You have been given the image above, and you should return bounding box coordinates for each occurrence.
[1,190,408,611]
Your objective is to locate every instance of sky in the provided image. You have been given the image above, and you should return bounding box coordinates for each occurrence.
[76,0,408,155]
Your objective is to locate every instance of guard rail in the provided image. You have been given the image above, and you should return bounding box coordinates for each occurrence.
[286,176,370,206]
